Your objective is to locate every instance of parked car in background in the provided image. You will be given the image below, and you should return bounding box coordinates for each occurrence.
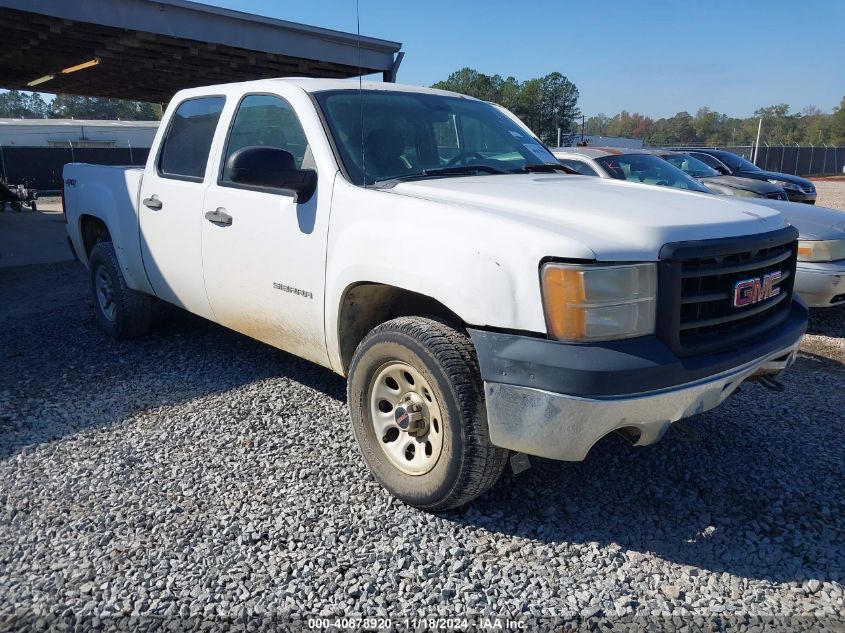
[644,149,788,200]
[552,148,843,309]
[744,199,845,308]
[681,148,816,204]
[552,147,713,193]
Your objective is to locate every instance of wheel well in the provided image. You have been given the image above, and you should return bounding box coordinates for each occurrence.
[80,215,112,258]
[338,283,463,374]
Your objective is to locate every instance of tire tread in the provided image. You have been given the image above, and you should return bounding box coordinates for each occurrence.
[89,242,151,339]
[352,316,508,511]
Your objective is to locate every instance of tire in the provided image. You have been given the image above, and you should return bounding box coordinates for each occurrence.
[347,316,508,511]
[29,201,37,212]
[88,241,152,339]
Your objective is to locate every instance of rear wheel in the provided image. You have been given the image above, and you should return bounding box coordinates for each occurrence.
[347,316,508,511]
[89,242,151,339]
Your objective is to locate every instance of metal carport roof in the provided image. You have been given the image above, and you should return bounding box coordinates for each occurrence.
[0,0,404,103]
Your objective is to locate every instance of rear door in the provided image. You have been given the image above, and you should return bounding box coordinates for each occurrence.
[139,95,226,320]
[201,91,331,366]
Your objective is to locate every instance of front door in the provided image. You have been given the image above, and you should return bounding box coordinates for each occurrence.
[139,95,226,320]
[201,92,330,366]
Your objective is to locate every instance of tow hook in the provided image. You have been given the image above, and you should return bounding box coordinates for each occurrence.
[756,375,786,392]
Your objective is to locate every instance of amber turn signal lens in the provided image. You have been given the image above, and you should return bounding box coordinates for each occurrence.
[541,267,587,340]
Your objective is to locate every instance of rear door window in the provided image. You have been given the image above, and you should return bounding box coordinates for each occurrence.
[158,96,226,181]
[690,152,727,171]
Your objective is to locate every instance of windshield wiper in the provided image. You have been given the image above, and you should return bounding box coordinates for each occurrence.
[513,163,578,175]
[372,165,507,187]
[420,165,508,177]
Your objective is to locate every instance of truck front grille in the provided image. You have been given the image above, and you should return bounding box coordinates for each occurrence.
[656,227,798,356]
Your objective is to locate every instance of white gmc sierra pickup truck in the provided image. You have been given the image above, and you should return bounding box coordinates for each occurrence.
[63,79,808,510]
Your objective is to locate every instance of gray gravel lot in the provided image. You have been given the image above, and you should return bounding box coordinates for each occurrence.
[1,261,844,632]
[814,180,845,212]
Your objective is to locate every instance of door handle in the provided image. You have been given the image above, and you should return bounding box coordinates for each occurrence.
[205,207,232,227]
[142,195,162,210]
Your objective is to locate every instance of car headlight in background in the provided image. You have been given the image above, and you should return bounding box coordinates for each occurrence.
[767,179,801,191]
[797,240,845,263]
[541,263,656,341]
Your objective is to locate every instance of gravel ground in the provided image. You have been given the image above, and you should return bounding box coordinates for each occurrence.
[1,262,844,632]
[813,180,845,212]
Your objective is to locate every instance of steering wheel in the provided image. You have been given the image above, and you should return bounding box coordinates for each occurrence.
[446,150,485,167]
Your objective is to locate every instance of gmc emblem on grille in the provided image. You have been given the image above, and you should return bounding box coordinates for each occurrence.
[733,271,783,308]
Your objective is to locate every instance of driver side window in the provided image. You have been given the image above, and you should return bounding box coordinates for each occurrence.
[220,94,310,185]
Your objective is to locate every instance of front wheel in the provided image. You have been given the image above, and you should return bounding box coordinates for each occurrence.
[347,317,508,511]
[89,242,152,339]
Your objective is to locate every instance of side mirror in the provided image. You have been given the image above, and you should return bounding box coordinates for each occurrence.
[714,164,729,175]
[225,146,317,203]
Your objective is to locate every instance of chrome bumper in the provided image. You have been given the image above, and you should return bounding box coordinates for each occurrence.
[795,261,845,307]
[483,338,802,462]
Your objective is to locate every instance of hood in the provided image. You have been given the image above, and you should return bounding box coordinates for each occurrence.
[700,174,784,195]
[388,174,787,260]
[743,199,845,240]
[748,170,814,187]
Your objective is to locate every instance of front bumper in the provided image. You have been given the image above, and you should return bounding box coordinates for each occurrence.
[785,190,816,204]
[796,260,845,307]
[469,300,807,461]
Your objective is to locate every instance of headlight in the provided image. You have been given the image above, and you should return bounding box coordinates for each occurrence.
[541,263,656,341]
[797,240,845,262]
[767,179,801,191]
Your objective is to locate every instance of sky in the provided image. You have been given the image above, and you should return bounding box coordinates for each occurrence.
[204,0,844,120]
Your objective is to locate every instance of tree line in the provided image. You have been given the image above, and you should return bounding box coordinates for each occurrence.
[578,101,845,147]
[430,68,845,147]
[432,68,580,146]
[0,90,161,120]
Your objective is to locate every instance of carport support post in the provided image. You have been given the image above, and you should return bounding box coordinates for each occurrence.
[794,143,800,175]
[822,144,828,176]
[0,143,6,181]
[808,143,814,176]
[752,117,762,165]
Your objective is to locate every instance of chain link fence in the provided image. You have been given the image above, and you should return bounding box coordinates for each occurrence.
[0,144,150,194]
[671,144,845,177]
[1,142,842,195]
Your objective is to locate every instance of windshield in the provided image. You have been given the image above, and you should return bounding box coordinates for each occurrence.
[314,90,560,185]
[660,153,719,178]
[716,151,761,172]
[595,154,711,193]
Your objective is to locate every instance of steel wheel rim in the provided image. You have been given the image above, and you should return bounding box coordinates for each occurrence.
[95,266,116,322]
[369,361,444,476]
